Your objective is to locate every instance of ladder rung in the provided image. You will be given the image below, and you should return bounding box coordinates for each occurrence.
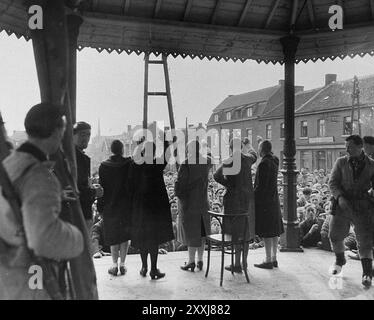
[148,60,164,64]
[147,92,168,96]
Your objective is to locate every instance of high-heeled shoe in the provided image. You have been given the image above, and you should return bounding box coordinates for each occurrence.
[139,267,148,277]
[197,261,203,271]
[150,269,165,280]
[181,262,195,272]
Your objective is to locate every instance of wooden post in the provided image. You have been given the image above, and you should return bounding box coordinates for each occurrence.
[67,13,83,125]
[279,35,303,252]
[143,53,149,129]
[29,0,98,299]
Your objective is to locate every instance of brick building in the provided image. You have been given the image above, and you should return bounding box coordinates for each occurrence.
[207,74,374,172]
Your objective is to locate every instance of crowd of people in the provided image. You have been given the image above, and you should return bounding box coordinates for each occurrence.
[1,102,374,300]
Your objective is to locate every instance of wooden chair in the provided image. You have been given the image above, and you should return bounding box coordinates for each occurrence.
[205,210,250,286]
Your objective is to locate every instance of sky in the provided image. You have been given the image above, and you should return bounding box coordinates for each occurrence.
[1,32,374,137]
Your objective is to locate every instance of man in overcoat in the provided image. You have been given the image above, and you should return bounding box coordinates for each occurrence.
[329,135,374,287]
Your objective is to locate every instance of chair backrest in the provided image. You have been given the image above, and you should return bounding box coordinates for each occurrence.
[208,210,250,244]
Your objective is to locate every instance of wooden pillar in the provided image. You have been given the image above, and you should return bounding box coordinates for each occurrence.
[279,35,303,252]
[29,0,98,299]
[67,13,83,124]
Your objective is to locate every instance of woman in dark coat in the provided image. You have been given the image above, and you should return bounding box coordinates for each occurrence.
[213,138,257,273]
[97,140,132,276]
[175,140,211,272]
[129,140,174,280]
[254,140,284,269]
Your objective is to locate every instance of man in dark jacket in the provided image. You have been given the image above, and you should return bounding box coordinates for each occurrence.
[73,122,103,232]
[214,138,257,273]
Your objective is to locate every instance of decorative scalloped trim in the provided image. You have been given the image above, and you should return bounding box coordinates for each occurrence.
[2,26,374,65]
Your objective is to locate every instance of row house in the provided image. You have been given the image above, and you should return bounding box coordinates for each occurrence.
[207,74,374,172]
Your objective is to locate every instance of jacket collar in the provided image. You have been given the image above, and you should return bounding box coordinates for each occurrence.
[17,142,47,162]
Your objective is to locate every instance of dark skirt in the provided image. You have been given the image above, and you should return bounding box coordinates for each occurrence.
[103,207,131,246]
[223,213,251,242]
[255,211,284,238]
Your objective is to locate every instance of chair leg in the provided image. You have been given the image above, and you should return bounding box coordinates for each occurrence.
[220,243,224,286]
[205,241,211,278]
[230,244,234,275]
[242,242,250,283]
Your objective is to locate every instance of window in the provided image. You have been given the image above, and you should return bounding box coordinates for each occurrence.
[300,151,312,170]
[247,107,253,117]
[317,119,326,137]
[234,110,241,119]
[280,123,285,139]
[214,114,219,122]
[266,124,272,140]
[343,116,352,135]
[226,112,231,121]
[300,120,308,137]
[246,128,253,145]
[316,151,326,170]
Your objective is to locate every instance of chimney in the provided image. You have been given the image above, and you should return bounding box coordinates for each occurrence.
[279,80,285,86]
[127,125,132,133]
[325,74,337,86]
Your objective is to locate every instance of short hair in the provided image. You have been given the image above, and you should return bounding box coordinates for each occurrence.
[110,139,123,156]
[302,187,312,196]
[24,103,64,139]
[242,137,250,145]
[363,136,374,145]
[259,140,272,153]
[345,134,363,146]
[73,121,91,135]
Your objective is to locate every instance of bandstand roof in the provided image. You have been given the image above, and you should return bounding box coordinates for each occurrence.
[1,0,374,64]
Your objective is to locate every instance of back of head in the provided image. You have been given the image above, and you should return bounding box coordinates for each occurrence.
[24,103,64,139]
[363,136,374,146]
[345,134,363,146]
[259,139,272,154]
[111,139,124,156]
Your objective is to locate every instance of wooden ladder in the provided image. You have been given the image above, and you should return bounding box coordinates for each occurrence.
[143,53,176,132]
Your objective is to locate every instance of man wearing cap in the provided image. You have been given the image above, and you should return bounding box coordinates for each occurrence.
[0,103,83,299]
[73,122,103,232]
[329,135,374,288]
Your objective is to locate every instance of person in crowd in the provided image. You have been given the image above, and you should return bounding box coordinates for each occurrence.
[97,140,132,276]
[298,168,310,187]
[299,205,322,247]
[0,103,83,299]
[328,135,374,288]
[300,187,312,204]
[212,201,222,213]
[213,138,257,273]
[363,136,374,159]
[175,140,211,272]
[297,207,305,223]
[91,216,111,258]
[129,139,174,280]
[73,121,103,232]
[310,194,324,216]
[254,140,284,269]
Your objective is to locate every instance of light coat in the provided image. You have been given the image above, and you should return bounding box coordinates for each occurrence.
[0,150,83,300]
